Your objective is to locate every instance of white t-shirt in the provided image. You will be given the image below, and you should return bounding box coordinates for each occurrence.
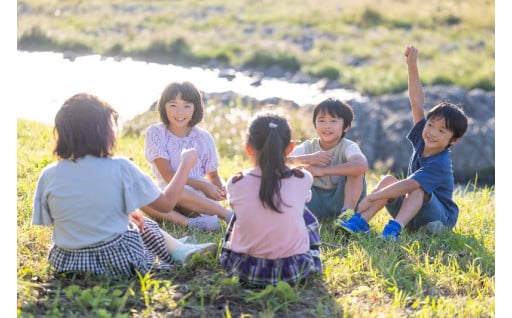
[290,137,364,189]
[145,123,219,189]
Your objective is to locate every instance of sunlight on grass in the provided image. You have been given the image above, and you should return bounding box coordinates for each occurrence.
[17,113,494,316]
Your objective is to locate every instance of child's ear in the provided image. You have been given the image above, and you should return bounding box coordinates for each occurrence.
[450,137,462,146]
[343,124,351,133]
[285,142,295,156]
[245,142,254,157]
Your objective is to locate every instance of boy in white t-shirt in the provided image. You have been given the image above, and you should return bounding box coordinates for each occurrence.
[287,98,369,223]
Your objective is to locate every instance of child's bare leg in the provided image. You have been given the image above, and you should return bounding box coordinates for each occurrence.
[178,188,230,219]
[343,174,364,209]
[359,175,398,222]
[394,188,425,227]
[139,206,189,226]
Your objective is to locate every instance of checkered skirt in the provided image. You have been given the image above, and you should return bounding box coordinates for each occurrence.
[220,208,323,287]
[48,217,173,277]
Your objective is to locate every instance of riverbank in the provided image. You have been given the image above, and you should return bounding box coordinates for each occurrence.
[15,49,494,186]
[17,0,494,96]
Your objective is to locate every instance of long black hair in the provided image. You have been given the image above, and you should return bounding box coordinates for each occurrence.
[247,111,294,213]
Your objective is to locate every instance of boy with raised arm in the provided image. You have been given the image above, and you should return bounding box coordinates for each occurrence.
[336,45,468,240]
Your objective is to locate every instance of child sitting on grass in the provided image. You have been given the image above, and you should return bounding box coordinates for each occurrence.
[286,98,368,223]
[32,93,217,278]
[220,111,322,287]
[336,45,469,240]
[142,81,233,231]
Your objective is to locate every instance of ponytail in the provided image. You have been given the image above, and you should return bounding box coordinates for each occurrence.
[247,112,291,213]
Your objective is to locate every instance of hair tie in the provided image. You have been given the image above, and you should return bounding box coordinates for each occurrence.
[269,122,278,128]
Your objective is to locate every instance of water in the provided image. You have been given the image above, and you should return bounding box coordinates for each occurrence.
[16,50,362,125]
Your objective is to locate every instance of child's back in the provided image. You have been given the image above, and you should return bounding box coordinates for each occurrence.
[220,111,322,287]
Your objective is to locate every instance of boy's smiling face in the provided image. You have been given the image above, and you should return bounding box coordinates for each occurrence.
[314,111,348,150]
[421,117,457,155]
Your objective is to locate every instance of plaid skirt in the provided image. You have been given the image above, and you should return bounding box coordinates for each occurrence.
[48,217,173,278]
[220,208,323,287]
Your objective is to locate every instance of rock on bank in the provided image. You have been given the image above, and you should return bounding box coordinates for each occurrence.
[345,85,495,185]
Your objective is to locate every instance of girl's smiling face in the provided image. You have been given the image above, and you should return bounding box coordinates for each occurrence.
[165,93,195,134]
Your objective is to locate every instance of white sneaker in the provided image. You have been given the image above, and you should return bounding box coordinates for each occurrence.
[178,236,198,244]
[171,243,218,266]
[188,215,221,231]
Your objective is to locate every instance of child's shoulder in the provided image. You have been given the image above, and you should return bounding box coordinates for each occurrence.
[230,171,245,184]
[297,137,321,151]
[145,122,166,133]
[284,167,307,178]
[193,125,214,135]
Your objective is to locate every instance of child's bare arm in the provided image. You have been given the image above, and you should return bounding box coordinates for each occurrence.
[307,153,368,177]
[367,178,421,203]
[151,149,198,212]
[287,151,332,167]
[405,45,425,124]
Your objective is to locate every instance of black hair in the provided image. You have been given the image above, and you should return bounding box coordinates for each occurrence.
[157,81,204,127]
[312,98,354,139]
[247,111,293,213]
[427,102,468,146]
[54,93,119,160]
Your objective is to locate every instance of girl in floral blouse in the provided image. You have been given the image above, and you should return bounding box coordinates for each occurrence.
[143,81,233,231]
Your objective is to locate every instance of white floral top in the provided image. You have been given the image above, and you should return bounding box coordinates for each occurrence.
[144,123,220,188]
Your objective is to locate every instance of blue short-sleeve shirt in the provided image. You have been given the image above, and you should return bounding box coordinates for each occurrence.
[406,119,459,227]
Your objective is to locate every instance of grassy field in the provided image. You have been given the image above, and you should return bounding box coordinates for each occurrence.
[17,111,495,317]
[17,0,495,96]
[16,1,496,316]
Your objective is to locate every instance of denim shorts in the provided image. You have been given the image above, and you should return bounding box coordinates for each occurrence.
[385,192,450,232]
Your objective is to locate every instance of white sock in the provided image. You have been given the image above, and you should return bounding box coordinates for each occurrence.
[159,229,182,252]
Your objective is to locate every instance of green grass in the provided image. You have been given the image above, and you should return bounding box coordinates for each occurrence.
[17,0,495,96]
[17,114,495,317]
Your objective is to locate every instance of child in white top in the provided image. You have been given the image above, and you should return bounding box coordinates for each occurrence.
[287,98,368,224]
[220,111,322,287]
[32,93,217,278]
[143,81,233,231]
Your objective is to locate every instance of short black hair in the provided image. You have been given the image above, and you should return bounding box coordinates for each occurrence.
[157,81,204,127]
[312,98,354,138]
[427,102,468,143]
[54,93,118,160]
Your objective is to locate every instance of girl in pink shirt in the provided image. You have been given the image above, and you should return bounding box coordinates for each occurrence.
[220,111,322,287]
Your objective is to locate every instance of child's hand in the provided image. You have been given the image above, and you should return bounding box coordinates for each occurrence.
[181,148,198,166]
[304,165,324,177]
[307,151,332,167]
[129,210,145,232]
[404,45,418,65]
[203,182,227,201]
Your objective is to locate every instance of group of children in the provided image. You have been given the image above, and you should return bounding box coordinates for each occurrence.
[32,45,468,287]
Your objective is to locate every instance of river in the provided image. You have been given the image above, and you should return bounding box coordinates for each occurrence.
[16,50,363,126]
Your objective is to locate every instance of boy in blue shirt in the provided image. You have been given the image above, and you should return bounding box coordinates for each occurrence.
[336,45,468,240]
